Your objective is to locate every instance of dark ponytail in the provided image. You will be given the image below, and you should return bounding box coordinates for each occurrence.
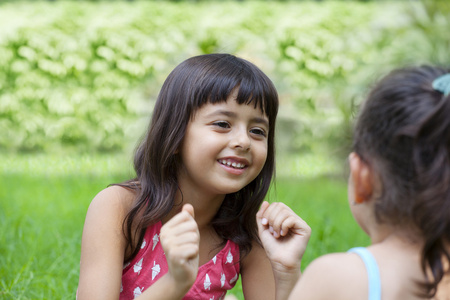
[353,65,450,297]
[407,89,450,296]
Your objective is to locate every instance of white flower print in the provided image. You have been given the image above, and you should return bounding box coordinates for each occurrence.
[151,261,161,280]
[220,273,226,287]
[225,249,233,264]
[133,287,143,298]
[204,273,211,290]
[152,233,159,251]
[141,238,146,249]
[230,273,238,284]
[212,255,217,264]
[133,258,143,274]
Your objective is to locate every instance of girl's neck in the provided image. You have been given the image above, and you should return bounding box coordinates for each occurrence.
[163,188,226,230]
[370,223,423,250]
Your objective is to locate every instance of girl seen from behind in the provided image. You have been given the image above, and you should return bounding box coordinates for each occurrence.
[289,65,450,300]
[77,53,311,300]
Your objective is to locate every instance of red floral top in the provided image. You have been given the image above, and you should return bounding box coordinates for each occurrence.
[120,221,240,300]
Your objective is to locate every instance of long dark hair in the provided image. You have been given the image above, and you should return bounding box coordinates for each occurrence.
[353,65,450,297]
[118,54,279,263]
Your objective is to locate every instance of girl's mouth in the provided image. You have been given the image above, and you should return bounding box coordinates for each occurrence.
[218,159,247,169]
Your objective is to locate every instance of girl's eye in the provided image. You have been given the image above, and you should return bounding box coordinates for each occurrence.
[250,128,267,137]
[213,121,230,129]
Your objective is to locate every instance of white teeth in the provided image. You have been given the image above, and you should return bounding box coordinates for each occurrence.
[220,160,245,169]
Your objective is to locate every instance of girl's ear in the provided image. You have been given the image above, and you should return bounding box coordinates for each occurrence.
[349,152,373,204]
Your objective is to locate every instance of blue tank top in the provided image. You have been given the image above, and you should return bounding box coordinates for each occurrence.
[348,247,381,300]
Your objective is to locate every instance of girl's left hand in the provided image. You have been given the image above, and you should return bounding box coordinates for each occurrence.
[256,201,311,273]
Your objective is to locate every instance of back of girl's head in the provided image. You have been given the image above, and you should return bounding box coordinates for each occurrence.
[353,65,450,296]
[130,53,278,258]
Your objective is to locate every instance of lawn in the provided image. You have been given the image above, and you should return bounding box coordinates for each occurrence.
[0,154,369,299]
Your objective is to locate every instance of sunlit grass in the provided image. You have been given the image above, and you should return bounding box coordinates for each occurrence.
[0,154,368,299]
[0,153,134,177]
[0,154,132,299]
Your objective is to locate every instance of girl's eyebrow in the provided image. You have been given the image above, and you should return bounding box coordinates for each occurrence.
[252,117,270,128]
[206,110,269,127]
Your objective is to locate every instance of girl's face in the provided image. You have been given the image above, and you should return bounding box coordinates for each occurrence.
[178,90,269,197]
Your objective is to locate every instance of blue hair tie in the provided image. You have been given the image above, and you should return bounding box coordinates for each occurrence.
[432,73,450,96]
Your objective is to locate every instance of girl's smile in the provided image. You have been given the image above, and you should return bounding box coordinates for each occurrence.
[218,156,249,175]
[177,90,269,197]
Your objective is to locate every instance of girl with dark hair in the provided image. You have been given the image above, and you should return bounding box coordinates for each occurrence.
[77,54,311,300]
[288,65,450,300]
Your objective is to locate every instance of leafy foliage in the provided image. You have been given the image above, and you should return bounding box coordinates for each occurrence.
[0,1,448,156]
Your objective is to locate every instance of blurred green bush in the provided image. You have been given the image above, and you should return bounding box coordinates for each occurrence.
[0,1,448,155]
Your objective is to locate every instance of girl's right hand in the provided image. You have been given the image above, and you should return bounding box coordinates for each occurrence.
[160,204,200,291]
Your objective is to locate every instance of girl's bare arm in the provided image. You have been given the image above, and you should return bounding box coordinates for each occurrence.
[77,187,199,300]
[240,241,276,299]
[77,186,131,299]
[241,202,311,300]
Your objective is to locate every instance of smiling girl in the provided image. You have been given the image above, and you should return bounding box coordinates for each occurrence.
[77,54,311,300]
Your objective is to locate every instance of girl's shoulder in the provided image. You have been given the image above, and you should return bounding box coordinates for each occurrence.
[304,252,367,278]
[90,185,137,213]
[289,252,368,300]
[85,185,138,233]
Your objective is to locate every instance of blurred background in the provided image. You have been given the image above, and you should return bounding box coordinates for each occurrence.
[0,0,449,299]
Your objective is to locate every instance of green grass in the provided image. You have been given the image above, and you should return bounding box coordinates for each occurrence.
[0,154,132,299]
[0,154,369,299]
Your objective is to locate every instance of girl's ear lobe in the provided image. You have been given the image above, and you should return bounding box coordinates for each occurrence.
[349,152,374,204]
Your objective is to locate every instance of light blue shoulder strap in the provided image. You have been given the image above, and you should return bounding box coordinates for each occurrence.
[347,247,381,300]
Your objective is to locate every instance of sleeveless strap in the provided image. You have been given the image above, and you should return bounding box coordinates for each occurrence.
[348,247,381,300]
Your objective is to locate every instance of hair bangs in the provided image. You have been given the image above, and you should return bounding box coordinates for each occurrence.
[187,54,277,122]
[193,73,242,108]
[235,76,275,118]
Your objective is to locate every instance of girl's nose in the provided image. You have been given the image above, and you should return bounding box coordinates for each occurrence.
[230,129,251,151]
